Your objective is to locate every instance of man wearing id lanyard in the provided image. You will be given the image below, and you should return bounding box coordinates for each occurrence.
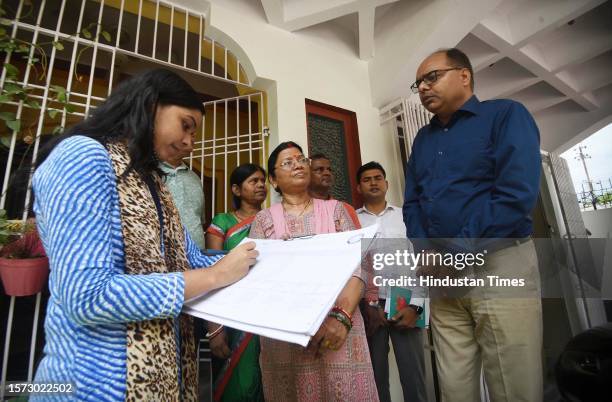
[356,161,427,402]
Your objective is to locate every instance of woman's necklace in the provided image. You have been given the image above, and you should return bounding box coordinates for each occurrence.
[233,207,258,222]
[233,210,244,222]
[282,197,312,218]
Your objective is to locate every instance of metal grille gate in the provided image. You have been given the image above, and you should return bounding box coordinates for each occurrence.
[0,0,266,397]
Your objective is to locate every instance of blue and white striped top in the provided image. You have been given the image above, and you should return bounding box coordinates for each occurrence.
[31,136,219,401]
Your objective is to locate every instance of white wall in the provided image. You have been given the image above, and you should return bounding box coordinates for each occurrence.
[171,0,405,205]
[582,208,612,238]
[581,208,612,312]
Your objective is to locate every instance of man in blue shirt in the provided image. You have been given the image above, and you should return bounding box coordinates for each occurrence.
[403,48,543,402]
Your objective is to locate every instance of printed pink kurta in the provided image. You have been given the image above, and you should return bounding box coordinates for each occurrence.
[249,200,379,401]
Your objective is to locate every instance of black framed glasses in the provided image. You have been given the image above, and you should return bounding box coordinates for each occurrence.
[410,67,463,93]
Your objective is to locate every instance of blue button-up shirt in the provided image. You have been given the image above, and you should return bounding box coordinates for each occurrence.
[402,95,541,252]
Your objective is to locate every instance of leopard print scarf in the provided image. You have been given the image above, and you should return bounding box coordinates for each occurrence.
[107,142,197,401]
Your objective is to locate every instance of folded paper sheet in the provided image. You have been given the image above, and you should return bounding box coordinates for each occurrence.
[183,224,379,346]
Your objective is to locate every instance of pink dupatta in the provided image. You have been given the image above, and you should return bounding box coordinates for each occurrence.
[268,198,338,238]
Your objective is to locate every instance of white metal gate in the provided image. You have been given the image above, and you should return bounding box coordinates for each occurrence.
[190,92,267,219]
[380,98,432,161]
[379,98,432,194]
[0,0,265,397]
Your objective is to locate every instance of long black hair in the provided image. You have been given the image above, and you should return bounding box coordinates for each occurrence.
[230,163,266,209]
[36,69,204,177]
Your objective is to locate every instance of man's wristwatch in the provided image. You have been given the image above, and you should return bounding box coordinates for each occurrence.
[407,304,424,315]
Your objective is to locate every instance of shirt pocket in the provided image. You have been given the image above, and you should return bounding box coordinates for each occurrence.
[445,137,491,178]
[413,152,436,182]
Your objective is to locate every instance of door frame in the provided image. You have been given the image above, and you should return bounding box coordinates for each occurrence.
[305,99,362,207]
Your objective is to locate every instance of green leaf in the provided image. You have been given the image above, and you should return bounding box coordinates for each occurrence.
[0,27,7,37]
[47,109,58,119]
[81,28,92,39]
[0,93,12,103]
[4,83,22,94]
[101,30,111,42]
[3,63,18,78]
[6,119,20,132]
[52,41,64,51]
[0,19,11,27]
[0,41,16,52]
[26,99,40,109]
[0,111,16,121]
[52,125,64,135]
[51,86,67,103]
[64,104,75,113]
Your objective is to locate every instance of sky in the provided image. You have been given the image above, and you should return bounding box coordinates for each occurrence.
[561,123,612,195]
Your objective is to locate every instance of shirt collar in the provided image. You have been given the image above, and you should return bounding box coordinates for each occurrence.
[356,202,395,217]
[430,95,480,127]
[459,95,480,115]
[159,161,188,175]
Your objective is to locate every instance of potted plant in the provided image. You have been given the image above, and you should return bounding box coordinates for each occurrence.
[0,209,48,297]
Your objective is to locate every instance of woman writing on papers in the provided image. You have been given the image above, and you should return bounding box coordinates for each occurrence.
[30,69,258,401]
[249,142,379,401]
[205,163,267,402]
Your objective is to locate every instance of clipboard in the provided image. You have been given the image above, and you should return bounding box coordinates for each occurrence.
[280,229,381,260]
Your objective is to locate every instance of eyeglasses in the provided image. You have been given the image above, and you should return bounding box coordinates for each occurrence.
[276,156,311,170]
[410,67,463,93]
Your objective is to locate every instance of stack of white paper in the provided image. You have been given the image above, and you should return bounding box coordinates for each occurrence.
[183,224,379,346]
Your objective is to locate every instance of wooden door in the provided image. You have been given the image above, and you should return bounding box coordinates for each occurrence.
[305,99,362,207]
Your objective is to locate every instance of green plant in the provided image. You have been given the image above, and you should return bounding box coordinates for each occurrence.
[596,192,612,205]
[0,208,29,246]
[0,2,113,141]
[0,209,43,259]
[0,228,45,258]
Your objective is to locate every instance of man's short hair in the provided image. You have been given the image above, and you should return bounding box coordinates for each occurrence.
[357,161,386,183]
[310,153,329,162]
[434,48,474,91]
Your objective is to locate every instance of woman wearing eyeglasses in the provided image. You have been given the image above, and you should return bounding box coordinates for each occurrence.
[249,141,379,401]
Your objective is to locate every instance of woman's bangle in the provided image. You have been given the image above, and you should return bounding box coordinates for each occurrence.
[206,325,224,339]
[328,311,352,332]
[331,306,353,326]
